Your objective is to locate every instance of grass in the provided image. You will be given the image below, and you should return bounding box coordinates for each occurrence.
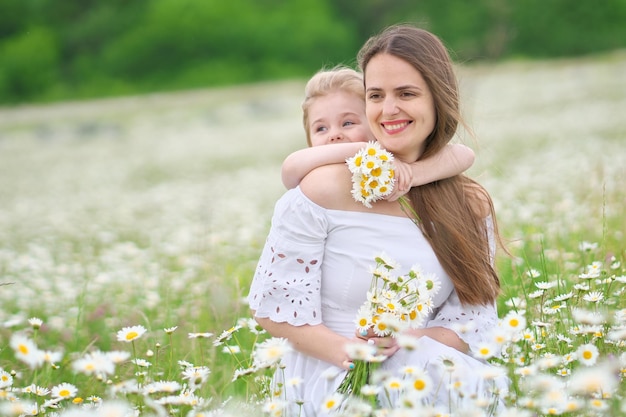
[0,51,624,416]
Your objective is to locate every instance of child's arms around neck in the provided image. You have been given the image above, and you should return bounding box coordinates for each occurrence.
[282,142,475,196]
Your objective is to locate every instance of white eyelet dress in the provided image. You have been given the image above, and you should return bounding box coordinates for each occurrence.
[247,187,508,416]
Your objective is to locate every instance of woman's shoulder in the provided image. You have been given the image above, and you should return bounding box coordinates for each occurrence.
[299,163,354,210]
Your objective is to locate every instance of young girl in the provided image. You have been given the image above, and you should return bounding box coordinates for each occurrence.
[281,66,476,199]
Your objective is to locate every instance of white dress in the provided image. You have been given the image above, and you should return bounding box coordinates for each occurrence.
[248,187,507,416]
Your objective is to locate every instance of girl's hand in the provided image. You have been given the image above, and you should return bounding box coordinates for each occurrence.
[355,328,400,358]
[387,159,413,201]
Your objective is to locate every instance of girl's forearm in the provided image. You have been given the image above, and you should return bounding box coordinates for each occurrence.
[281,142,365,189]
[410,143,475,186]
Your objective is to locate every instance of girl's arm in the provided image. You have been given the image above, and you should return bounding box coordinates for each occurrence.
[282,143,474,191]
[386,143,475,201]
[281,142,365,189]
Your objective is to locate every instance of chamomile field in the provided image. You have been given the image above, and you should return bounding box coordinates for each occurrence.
[0,51,624,416]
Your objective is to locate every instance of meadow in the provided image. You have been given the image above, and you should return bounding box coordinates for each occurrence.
[0,50,624,416]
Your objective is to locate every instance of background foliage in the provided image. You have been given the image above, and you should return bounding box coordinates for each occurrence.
[1,0,626,105]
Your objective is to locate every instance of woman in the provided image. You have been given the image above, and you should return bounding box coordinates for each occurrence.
[248,24,506,416]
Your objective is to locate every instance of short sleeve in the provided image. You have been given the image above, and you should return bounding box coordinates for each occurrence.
[247,188,327,326]
[425,289,498,353]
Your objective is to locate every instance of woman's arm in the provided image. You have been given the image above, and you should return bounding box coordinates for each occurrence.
[405,327,469,353]
[387,144,475,201]
[254,316,354,369]
[281,142,365,189]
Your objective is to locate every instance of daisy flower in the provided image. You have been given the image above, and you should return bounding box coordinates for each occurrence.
[72,351,114,377]
[41,349,63,365]
[188,332,214,339]
[213,325,242,346]
[582,291,604,303]
[163,326,178,334]
[22,384,50,396]
[535,281,557,290]
[51,382,77,399]
[116,325,147,342]
[132,358,152,367]
[346,141,395,208]
[344,342,376,361]
[526,269,542,278]
[383,377,404,392]
[0,370,13,388]
[501,311,527,335]
[182,366,211,387]
[107,350,131,363]
[578,241,598,251]
[408,370,433,397]
[10,334,44,369]
[28,317,43,330]
[474,342,498,360]
[319,392,344,413]
[576,343,599,366]
[252,337,292,368]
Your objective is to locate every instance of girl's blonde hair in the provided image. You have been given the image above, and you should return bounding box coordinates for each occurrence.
[359,24,503,306]
[302,66,364,146]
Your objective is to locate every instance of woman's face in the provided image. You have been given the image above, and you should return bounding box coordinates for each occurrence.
[364,53,436,162]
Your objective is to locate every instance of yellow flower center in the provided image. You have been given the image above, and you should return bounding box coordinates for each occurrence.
[18,344,29,354]
[582,350,593,360]
[370,167,381,177]
[414,379,426,390]
[59,389,71,397]
[125,331,138,340]
[509,318,519,327]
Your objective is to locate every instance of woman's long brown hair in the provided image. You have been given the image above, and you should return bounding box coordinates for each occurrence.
[358,24,502,305]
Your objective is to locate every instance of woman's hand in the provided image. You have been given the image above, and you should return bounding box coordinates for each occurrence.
[355,328,400,358]
[386,159,413,201]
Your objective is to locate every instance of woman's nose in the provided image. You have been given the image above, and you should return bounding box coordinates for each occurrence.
[382,97,399,115]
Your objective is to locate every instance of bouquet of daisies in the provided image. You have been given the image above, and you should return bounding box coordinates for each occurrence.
[345,141,396,208]
[336,254,440,398]
[345,141,421,228]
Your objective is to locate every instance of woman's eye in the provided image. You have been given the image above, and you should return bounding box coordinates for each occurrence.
[368,93,381,100]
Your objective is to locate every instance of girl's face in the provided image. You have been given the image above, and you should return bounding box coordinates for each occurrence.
[364,53,436,162]
[307,91,375,147]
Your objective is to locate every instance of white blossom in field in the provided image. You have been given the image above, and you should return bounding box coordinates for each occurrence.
[10,334,45,369]
[51,382,78,399]
[576,343,599,366]
[116,325,147,342]
[252,337,292,368]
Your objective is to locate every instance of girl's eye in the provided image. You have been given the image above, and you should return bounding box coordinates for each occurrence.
[343,121,355,127]
[315,126,328,133]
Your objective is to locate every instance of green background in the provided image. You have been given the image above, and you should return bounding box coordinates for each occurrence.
[1,0,626,105]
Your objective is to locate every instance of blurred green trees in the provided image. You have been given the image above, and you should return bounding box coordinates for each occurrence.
[1,0,625,104]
